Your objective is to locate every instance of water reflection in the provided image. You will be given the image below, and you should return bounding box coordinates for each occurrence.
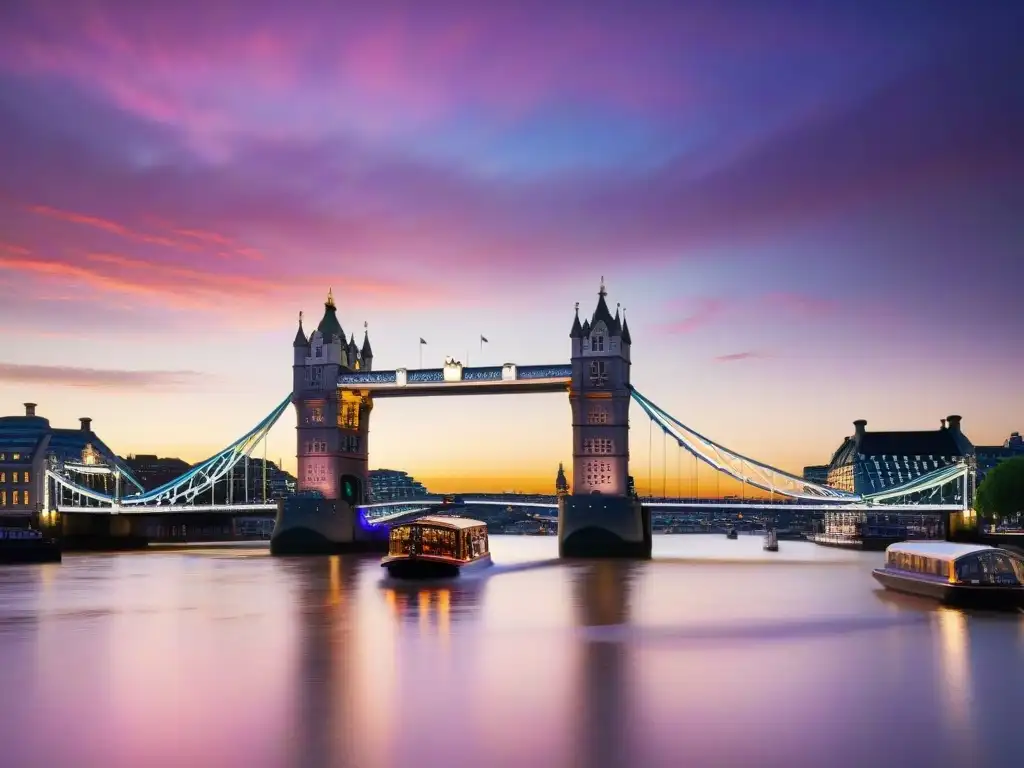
[572,561,637,768]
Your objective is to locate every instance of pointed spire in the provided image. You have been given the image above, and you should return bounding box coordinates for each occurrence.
[361,320,373,357]
[613,302,622,334]
[590,276,615,330]
[348,332,358,353]
[621,307,632,345]
[317,287,344,342]
[570,301,583,338]
[293,310,308,347]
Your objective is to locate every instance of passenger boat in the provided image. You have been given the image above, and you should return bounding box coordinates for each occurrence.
[382,516,492,579]
[0,527,61,564]
[763,529,778,552]
[872,541,1024,609]
[726,528,738,540]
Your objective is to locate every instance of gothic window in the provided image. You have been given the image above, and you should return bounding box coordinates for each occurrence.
[589,360,608,387]
[587,405,609,424]
[310,407,324,424]
[315,343,323,358]
[592,334,605,352]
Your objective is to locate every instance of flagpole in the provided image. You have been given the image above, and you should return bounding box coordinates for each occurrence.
[419,342,422,369]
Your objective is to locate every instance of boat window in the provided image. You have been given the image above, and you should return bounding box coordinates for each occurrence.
[955,552,1021,586]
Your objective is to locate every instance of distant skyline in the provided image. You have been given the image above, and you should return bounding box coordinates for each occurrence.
[1,1,1022,494]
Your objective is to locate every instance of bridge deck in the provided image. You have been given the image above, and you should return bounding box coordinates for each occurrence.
[338,364,570,396]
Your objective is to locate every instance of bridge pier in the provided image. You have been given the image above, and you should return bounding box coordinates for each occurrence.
[558,496,651,558]
[58,512,149,551]
[270,497,388,555]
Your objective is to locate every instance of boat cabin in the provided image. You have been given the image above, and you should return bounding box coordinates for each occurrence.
[884,541,1024,585]
[388,516,489,562]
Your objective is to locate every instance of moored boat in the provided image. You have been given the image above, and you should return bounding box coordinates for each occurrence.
[382,516,492,579]
[763,528,778,552]
[0,527,61,564]
[726,528,738,540]
[872,541,1024,609]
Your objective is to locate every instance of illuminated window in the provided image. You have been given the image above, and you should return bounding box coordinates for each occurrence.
[23,471,29,483]
[12,453,19,461]
[12,490,19,505]
[0,491,5,506]
[0,472,5,482]
[23,491,29,506]
[12,472,18,483]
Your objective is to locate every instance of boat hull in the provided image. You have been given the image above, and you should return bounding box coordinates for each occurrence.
[872,569,1024,610]
[383,552,492,579]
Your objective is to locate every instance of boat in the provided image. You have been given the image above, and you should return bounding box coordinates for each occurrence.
[872,541,1024,609]
[726,528,738,540]
[382,516,492,579]
[763,528,778,552]
[0,527,61,564]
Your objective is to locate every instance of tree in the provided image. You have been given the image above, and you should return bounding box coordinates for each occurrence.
[975,456,1024,522]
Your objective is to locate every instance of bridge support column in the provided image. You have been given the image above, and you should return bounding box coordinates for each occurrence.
[559,281,650,558]
[558,496,651,558]
[58,512,149,551]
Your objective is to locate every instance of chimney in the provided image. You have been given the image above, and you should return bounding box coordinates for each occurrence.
[24,403,36,417]
[853,419,867,437]
[80,417,92,432]
[946,415,962,433]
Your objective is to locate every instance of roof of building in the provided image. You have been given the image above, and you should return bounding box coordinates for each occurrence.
[829,425,970,468]
[589,280,620,335]
[621,313,632,345]
[293,315,308,347]
[0,415,49,460]
[361,327,373,357]
[570,304,584,338]
[886,541,995,562]
[317,289,345,342]
[407,515,487,530]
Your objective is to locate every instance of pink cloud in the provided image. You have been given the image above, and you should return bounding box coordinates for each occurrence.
[713,351,767,363]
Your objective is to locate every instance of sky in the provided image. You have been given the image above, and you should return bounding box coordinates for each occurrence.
[0,0,1021,494]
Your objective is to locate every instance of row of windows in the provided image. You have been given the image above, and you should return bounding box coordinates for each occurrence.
[0,490,31,506]
[583,438,615,455]
[0,453,23,461]
[587,406,609,424]
[0,471,30,483]
[583,459,614,487]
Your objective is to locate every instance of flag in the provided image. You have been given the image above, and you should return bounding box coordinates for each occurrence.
[419,338,427,345]
[480,335,488,344]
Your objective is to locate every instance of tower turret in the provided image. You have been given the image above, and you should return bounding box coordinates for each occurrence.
[347,333,359,370]
[293,311,309,365]
[361,322,373,371]
[556,462,570,496]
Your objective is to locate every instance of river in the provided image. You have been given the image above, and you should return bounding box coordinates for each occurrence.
[1,535,1021,767]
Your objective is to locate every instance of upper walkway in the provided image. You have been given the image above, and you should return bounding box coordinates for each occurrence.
[338,363,570,397]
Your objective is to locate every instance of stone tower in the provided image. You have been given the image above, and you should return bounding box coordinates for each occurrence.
[559,279,649,558]
[568,278,632,496]
[292,289,374,503]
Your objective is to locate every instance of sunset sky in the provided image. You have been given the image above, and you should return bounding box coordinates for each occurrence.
[0,0,1021,494]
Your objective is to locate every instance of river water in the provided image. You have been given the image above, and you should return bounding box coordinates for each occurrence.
[1,535,1022,767]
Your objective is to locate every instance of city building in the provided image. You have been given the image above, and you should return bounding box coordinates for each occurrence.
[825,416,973,495]
[802,465,829,485]
[974,431,1024,485]
[816,416,974,546]
[0,403,142,519]
[368,469,428,502]
[555,462,570,496]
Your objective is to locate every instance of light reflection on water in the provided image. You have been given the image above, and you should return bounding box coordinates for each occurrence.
[1,535,1022,767]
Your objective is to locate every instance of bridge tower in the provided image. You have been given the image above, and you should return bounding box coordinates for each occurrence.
[559,280,650,558]
[272,290,382,554]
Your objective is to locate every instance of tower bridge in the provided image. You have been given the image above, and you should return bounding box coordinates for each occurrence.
[37,279,972,554]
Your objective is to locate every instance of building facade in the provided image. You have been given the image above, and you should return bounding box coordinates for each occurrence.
[368,469,428,502]
[825,416,973,497]
[974,431,1024,485]
[0,403,141,519]
[817,415,974,545]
